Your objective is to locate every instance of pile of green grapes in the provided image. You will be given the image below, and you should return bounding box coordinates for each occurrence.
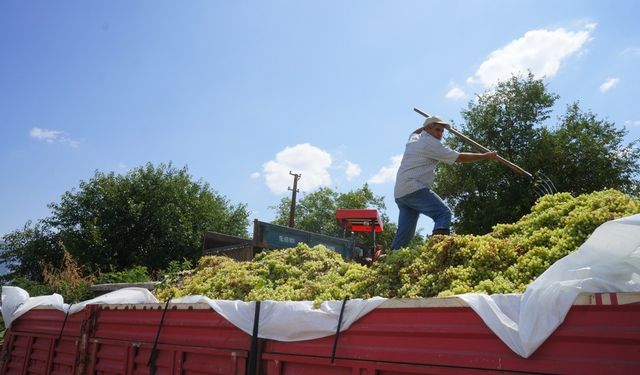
[155,242,373,304]
[155,189,640,302]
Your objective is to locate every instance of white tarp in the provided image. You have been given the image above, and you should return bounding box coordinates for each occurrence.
[459,214,640,358]
[0,285,385,342]
[1,287,159,327]
[172,295,387,341]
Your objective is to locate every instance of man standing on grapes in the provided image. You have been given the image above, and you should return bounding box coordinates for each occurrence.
[390,116,498,250]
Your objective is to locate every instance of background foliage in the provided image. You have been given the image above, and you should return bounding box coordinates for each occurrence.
[435,73,640,234]
[1,163,250,282]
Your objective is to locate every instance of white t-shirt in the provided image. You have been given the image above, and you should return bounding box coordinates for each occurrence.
[394,131,459,199]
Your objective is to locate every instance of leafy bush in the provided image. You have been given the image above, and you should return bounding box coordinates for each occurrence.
[95,266,151,284]
[7,248,94,303]
[8,276,52,297]
[41,249,94,303]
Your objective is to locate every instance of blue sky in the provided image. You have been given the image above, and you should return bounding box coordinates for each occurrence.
[2,0,639,238]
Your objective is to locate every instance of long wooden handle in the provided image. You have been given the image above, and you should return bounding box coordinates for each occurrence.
[413,107,534,179]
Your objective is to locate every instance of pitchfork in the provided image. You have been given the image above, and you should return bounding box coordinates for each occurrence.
[414,108,557,197]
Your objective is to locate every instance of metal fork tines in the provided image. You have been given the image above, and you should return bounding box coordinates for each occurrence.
[532,172,557,197]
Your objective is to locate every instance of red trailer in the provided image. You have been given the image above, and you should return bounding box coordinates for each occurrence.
[2,292,639,375]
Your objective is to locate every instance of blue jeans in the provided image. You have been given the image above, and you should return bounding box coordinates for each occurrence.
[390,188,452,250]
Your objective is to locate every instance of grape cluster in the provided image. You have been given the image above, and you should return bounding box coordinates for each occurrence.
[155,243,373,305]
[155,189,640,302]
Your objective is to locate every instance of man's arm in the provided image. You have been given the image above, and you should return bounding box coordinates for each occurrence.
[455,151,498,163]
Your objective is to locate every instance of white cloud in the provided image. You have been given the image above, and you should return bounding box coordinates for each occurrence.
[60,137,79,148]
[468,25,595,88]
[29,127,79,147]
[599,77,620,93]
[262,143,332,194]
[624,120,640,127]
[621,47,640,57]
[30,128,61,143]
[445,86,466,100]
[250,172,261,179]
[368,155,402,184]
[344,161,361,181]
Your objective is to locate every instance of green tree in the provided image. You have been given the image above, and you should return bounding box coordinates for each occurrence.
[273,187,341,236]
[271,184,415,251]
[541,103,640,195]
[1,221,63,282]
[435,73,640,234]
[1,163,250,279]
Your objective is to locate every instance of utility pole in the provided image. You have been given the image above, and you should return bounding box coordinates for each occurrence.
[288,171,301,228]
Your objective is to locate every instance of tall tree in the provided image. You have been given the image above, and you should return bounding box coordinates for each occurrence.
[1,163,250,279]
[435,73,640,234]
[435,73,557,234]
[1,221,63,282]
[541,103,640,195]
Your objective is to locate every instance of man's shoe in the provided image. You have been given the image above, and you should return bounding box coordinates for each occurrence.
[431,228,451,236]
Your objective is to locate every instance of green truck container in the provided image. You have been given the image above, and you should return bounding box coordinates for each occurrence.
[202,220,355,260]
